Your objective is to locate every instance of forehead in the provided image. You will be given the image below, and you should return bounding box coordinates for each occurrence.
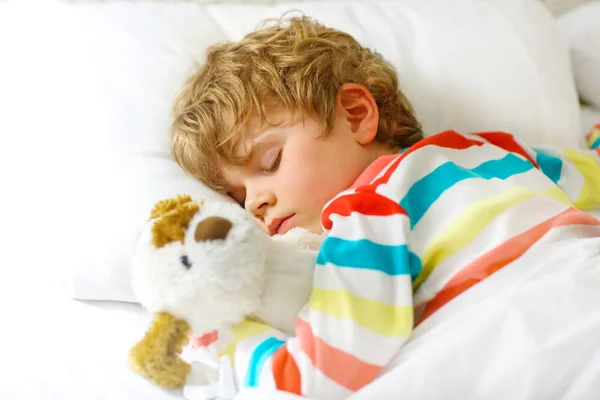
[233,108,295,158]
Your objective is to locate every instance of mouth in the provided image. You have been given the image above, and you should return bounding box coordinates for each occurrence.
[269,214,295,236]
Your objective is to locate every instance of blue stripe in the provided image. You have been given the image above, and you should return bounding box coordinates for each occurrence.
[592,137,600,150]
[408,251,422,281]
[535,150,562,183]
[317,237,420,277]
[244,337,284,388]
[400,153,534,228]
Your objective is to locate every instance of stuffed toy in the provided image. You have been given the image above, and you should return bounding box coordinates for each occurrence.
[128,194,322,389]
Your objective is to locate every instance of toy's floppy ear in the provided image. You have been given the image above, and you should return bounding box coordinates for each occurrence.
[194,216,232,242]
[149,194,195,220]
[128,312,191,388]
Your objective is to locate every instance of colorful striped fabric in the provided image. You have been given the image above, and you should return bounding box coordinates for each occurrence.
[194,129,600,399]
[587,123,600,150]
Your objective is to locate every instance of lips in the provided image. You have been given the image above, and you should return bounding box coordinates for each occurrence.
[269,215,295,236]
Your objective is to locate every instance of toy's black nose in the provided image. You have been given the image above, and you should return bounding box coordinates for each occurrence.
[194,216,232,242]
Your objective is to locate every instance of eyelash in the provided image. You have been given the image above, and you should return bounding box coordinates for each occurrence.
[265,150,282,173]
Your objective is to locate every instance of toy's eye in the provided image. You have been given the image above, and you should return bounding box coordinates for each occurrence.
[180,255,192,269]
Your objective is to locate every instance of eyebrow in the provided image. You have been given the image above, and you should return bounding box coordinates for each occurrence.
[243,129,278,160]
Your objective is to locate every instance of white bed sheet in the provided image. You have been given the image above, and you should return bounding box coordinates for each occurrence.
[0,279,184,400]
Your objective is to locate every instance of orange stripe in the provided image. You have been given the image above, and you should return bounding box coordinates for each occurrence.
[295,318,382,392]
[475,131,539,168]
[190,330,218,348]
[416,208,600,325]
[272,344,302,395]
[349,154,398,189]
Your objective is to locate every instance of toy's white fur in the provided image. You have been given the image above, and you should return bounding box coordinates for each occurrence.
[131,200,322,336]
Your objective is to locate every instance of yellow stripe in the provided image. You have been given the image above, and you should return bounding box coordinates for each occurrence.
[219,320,271,361]
[587,129,600,149]
[309,287,412,338]
[565,149,600,210]
[413,185,572,291]
[540,185,573,206]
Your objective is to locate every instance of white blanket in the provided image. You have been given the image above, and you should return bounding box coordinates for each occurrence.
[351,220,600,399]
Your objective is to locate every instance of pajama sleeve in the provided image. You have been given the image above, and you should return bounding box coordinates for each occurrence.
[211,156,419,399]
[471,129,600,211]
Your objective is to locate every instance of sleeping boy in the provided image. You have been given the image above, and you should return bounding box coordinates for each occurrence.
[169,16,600,399]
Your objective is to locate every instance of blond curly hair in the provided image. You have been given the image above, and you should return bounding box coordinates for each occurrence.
[170,15,422,192]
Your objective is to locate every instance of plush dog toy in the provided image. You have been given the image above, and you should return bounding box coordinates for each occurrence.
[128,194,321,389]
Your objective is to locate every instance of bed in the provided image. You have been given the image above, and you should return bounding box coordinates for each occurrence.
[2,0,599,398]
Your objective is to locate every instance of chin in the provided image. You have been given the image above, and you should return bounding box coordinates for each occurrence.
[305,222,324,235]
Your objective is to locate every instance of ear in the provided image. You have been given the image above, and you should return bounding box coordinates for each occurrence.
[335,83,379,145]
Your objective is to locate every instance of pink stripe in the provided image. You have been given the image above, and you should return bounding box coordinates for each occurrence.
[190,330,218,348]
[295,318,382,392]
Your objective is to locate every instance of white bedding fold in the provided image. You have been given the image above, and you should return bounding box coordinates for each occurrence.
[0,281,183,399]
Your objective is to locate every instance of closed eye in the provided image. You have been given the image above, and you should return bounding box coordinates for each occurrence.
[264,149,282,173]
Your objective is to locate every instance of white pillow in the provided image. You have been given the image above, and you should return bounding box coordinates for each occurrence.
[0,0,582,302]
[558,1,600,111]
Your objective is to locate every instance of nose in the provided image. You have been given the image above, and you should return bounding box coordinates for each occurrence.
[245,187,276,220]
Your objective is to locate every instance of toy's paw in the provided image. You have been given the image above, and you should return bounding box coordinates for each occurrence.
[129,351,191,389]
[129,312,192,389]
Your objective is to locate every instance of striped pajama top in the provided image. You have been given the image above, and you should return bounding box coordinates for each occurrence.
[195,127,600,399]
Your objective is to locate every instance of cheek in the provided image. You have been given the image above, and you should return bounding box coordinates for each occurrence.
[282,153,345,204]
[279,136,357,210]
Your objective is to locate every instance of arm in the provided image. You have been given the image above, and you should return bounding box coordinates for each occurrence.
[214,159,418,399]
[471,130,600,211]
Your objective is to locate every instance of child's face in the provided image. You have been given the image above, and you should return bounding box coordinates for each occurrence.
[222,84,393,235]
[221,85,389,235]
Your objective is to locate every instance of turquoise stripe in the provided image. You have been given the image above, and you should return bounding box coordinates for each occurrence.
[244,337,284,388]
[408,251,422,281]
[592,137,600,150]
[317,237,421,278]
[534,149,562,184]
[400,153,534,228]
